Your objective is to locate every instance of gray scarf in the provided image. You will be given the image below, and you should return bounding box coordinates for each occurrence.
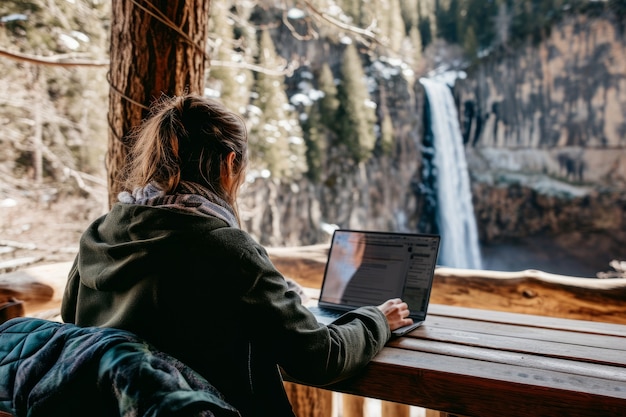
[118,181,239,228]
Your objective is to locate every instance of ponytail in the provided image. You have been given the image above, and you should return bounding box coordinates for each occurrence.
[122,95,248,217]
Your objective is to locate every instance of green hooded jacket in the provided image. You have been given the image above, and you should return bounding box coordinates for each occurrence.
[61,203,391,417]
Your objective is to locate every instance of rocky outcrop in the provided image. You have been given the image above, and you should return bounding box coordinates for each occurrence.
[240,65,426,246]
[473,181,625,242]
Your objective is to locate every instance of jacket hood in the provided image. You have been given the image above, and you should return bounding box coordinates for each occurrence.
[77,203,228,292]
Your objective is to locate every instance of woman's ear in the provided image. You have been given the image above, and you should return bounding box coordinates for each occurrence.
[220,151,237,191]
[225,151,237,175]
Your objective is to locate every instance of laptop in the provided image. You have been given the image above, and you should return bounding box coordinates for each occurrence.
[308,229,440,336]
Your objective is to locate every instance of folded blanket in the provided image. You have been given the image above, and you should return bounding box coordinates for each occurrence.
[0,317,240,417]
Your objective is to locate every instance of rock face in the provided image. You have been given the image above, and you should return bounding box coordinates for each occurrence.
[458,13,626,147]
[454,12,626,269]
[457,13,626,184]
[239,67,426,247]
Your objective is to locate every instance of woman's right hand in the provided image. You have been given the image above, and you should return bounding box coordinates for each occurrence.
[377,298,413,331]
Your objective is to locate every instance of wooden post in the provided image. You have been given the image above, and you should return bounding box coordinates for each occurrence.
[284,382,333,417]
[381,401,410,417]
[343,394,365,417]
[0,298,24,324]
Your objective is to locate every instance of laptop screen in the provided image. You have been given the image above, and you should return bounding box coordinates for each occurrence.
[319,230,440,317]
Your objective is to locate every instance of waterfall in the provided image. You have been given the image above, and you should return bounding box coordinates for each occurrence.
[419,77,482,270]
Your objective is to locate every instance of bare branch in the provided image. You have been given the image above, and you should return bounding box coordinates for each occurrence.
[211,59,298,77]
[281,4,318,41]
[0,47,109,67]
[63,166,107,193]
[0,1,388,80]
[39,144,106,198]
[302,0,382,46]
[5,129,106,198]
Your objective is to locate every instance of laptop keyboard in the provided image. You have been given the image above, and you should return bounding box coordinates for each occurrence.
[308,306,343,319]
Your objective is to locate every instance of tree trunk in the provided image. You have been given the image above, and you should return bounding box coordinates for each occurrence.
[106,0,210,205]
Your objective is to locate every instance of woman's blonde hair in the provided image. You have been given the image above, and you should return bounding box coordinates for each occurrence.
[123,94,248,218]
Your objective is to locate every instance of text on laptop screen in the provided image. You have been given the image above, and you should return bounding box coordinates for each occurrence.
[320,230,439,312]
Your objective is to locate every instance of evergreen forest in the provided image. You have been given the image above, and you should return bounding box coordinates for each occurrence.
[1,0,625,253]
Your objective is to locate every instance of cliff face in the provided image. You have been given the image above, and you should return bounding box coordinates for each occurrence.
[455,12,626,265]
[240,10,625,274]
[458,13,626,183]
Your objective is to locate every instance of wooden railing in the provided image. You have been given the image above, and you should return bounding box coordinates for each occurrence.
[267,245,626,325]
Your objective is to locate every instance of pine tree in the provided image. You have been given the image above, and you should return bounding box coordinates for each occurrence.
[373,0,389,42]
[335,42,376,163]
[437,0,460,43]
[250,30,307,179]
[400,0,420,34]
[302,103,325,182]
[387,0,405,52]
[463,25,479,58]
[460,0,499,52]
[379,112,394,156]
[305,62,339,180]
[207,1,253,114]
[408,24,423,67]
[421,0,438,45]
[317,62,340,133]
[417,0,435,49]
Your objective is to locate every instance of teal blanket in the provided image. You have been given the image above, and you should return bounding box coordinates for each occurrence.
[0,318,240,417]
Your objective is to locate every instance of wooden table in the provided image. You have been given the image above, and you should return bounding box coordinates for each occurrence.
[292,304,626,417]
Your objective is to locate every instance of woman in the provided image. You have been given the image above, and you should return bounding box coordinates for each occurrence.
[61,94,413,417]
